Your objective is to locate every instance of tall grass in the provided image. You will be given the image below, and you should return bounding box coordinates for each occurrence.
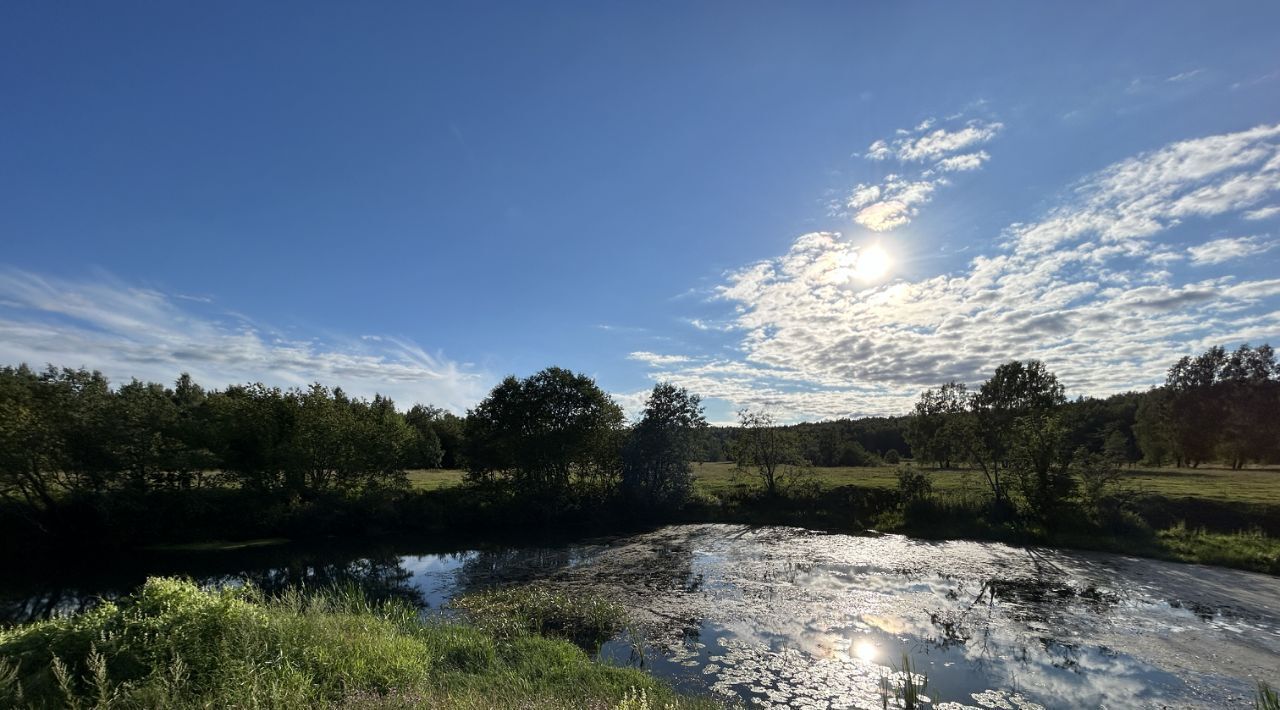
[1157,524,1280,574]
[1257,682,1279,710]
[0,577,714,709]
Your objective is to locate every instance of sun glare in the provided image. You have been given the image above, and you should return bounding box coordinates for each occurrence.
[854,244,892,281]
[853,638,878,662]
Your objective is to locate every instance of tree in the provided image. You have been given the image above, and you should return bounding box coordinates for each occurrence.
[733,409,804,496]
[905,382,970,469]
[464,367,625,497]
[1219,344,1279,469]
[966,361,1067,508]
[622,383,707,508]
[403,405,446,469]
[1165,347,1227,467]
[1133,389,1176,465]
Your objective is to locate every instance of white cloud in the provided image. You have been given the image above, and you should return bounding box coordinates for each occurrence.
[1187,235,1277,265]
[843,116,1001,232]
[1010,123,1280,254]
[639,123,1280,419]
[0,269,490,412]
[865,139,893,161]
[863,118,1003,164]
[934,151,991,172]
[627,351,694,366]
[1245,205,1280,220]
[851,177,938,231]
[895,121,1004,161]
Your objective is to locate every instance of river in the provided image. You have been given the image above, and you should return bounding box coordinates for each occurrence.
[4,524,1278,709]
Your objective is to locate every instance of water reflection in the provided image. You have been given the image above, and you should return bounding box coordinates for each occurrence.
[4,524,1278,709]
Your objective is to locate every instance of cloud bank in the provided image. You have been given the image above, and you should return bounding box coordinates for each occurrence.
[639,122,1280,420]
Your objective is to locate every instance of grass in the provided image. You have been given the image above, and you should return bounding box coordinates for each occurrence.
[449,585,629,649]
[685,461,1280,505]
[415,461,1280,506]
[1259,683,1280,710]
[1156,524,1280,574]
[407,469,467,491]
[0,577,716,709]
[401,461,1280,574]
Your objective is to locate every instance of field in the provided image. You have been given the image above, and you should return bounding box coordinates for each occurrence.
[411,462,1280,507]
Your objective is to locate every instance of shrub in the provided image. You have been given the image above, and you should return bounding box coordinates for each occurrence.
[896,466,933,503]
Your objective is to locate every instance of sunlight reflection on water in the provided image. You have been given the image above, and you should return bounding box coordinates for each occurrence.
[6,524,1278,708]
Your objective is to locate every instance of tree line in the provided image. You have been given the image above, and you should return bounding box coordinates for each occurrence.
[4,344,1275,540]
[904,344,1279,521]
[0,364,709,534]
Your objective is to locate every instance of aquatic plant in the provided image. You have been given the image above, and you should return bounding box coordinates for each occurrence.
[1259,682,1280,710]
[879,653,930,709]
[449,583,629,649]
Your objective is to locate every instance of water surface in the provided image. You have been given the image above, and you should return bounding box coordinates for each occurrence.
[5,524,1277,709]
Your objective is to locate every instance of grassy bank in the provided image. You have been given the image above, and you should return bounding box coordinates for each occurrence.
[0,577,713,709]
[6,463,1277,576]
[671,462,1280,574]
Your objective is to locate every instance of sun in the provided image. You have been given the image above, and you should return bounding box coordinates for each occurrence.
[852,638,878,662]
[854,244,892,281]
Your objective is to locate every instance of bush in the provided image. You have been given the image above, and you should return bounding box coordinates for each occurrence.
[883,449,901,465]
[896,466,933,503]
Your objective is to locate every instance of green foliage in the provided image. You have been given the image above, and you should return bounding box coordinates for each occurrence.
[1164,344,1280,469]
[0,366,463,538]
[905,381,969,468]
[404,404,465,470]
[464,368,626,498]
[733,409,808,496]
[622,383,708,509]
[0,578,707,709]
[895,466,933,503]
[450,584,629,649]
[1156,524,1280,574]
[879,654,929,710]
[1258,682,1280,710]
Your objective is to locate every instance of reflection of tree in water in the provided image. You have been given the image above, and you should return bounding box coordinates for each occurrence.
[2,548,427,625]
[923,549,1121,672]
[1,586,109,625]
[235,551,424,608]
[451,544,588,592]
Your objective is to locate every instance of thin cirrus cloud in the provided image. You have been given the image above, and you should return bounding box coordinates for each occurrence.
[0,269,490,412]
[637,122,1280,420]
[841,117,1003,231]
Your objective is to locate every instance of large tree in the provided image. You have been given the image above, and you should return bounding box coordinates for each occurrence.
[905,381,970,468]
[966,360,1067,508]
[464,367,625,496]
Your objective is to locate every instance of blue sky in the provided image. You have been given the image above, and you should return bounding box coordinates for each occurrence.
[2,2,1279,422]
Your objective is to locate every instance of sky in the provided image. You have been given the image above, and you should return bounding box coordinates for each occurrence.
[2,2,1279,423]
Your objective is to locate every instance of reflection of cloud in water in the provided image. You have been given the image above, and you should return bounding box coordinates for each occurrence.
[519,525,1276,709]
[7,524,1278,708]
